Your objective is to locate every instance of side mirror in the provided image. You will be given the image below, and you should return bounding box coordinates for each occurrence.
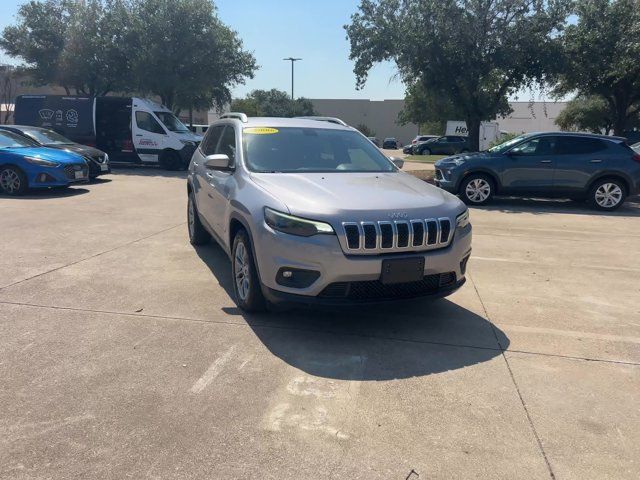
[389,156,404,169]
[204,154,233,171]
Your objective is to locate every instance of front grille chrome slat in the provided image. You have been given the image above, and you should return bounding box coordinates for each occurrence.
[342,216,454,254]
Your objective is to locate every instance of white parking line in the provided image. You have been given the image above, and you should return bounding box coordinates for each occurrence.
[190,345,236,394]
[471,255,640,273]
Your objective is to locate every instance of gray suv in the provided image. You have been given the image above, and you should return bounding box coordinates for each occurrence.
[187,114,472,311]
[435,132,640,210]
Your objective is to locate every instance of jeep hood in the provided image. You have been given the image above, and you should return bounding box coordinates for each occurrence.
[250,171,463,220]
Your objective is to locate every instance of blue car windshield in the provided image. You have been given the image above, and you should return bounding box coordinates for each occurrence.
[0,130,37,148]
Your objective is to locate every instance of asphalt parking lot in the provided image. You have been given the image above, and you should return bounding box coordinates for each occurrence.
[1,169,639,480]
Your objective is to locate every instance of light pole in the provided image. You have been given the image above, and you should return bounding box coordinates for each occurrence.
[283,57,302,100]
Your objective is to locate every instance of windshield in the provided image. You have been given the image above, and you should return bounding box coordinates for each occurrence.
[0,130,38,148]
[243,127,397,173]
[488,134,531,153]
[23,128,73,145]
[154,111,190,133]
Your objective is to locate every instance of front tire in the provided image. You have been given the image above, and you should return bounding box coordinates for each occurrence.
[421,147,431,155]
[160,150,182,171]
[460,173,494,205]
[187,192,211,245]
[588,178,626,211]
[232,230,266,313]
[0,166,28,196]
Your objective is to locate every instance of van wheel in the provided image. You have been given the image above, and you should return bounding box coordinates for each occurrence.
[0,166,28,196]
[187,192,210,245]
[160,150,181,171]
[588,178,626,211]
[232,230,266,313]
[460,173,494,205]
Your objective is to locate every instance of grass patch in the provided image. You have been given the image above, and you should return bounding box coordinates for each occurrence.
[404,154,446,163]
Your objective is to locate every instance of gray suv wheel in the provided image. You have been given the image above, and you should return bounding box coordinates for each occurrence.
[460,174,494,205]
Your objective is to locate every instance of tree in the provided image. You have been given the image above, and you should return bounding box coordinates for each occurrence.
[129,0,257,112]
[230,89,316,117]
[555,96,617,134]
[0,0,131,96]
[0,65,17,123]
[398,81,469,134]
[554,0,640,136]
[356,123,375,137]
[345,0,569,151]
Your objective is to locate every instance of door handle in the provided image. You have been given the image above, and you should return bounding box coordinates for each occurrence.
[206,172,214,178]
[540,160,552,164]
[590,159,602,163]
[135,134,143,137]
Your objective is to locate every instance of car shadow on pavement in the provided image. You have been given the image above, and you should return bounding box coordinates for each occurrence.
[195,243,509,381]
[478,195,640,217]
[0,186,89,200]
[109,165,188,179]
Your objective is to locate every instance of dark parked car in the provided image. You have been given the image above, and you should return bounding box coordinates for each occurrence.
[415,136,470,155]
[434,132,640,210]
[0,125,110,180]
[368,136,380,147]
[382,137,398,149]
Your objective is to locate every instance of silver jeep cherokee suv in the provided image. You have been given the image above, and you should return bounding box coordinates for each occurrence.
[187,113,472,312]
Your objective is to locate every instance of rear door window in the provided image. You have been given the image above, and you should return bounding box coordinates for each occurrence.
[555,137,608,155]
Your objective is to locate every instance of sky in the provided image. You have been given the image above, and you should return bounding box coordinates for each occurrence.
[0,0,545,101]
[0,0,406,100]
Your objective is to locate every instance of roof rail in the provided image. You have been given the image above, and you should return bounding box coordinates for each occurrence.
[295,116,348,126]
[220,112,248,123]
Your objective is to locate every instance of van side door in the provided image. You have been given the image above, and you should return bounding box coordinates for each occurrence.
[133,111,166,163]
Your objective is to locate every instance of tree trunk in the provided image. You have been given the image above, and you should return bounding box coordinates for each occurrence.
[466,116,481,152]
[189,105,193,128]
[612,106,627,137]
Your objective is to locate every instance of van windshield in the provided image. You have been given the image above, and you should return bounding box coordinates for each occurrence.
[243,127,397,173]
[154,112,190,133]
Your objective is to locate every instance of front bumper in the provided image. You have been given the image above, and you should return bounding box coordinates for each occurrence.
[252,220,472,304]
[434,167,458,193]
[28,163,89,188]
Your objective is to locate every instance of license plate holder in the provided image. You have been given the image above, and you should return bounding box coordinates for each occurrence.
[74,170,85,179]
[381,257,425,285]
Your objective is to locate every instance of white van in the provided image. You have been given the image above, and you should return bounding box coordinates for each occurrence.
[15,95,202,170]
[445,120,500,151]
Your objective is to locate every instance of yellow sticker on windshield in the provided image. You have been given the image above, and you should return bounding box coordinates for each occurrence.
[244,127,279,135]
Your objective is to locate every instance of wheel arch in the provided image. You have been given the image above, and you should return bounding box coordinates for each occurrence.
[587,173,631,196]
[457,169,501,193]
[228,212,265,285]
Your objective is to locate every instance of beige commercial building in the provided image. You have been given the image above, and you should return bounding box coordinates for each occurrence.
[309,99,568,145]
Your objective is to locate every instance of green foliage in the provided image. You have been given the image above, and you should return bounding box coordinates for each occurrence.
[0,0,257,111]
[488,132,519,149]
[555,96,619,134]
[346,0,569,151]
[355,123,375,137]
[129,0,257,111]
[554,0,640,136]
[230,89,316,117]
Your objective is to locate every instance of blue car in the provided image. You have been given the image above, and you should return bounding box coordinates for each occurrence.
[0,129,89,196]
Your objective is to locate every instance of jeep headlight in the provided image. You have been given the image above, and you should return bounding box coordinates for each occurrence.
[264,207,334,237]
[456,209,470,229]
[25,156,59,167]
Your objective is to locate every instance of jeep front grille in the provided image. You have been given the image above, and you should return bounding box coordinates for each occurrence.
[341,218,453,254]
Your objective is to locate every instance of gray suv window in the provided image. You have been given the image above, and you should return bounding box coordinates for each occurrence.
[218,126,236,162]
[510,137,556,155]
[201,125,225,156]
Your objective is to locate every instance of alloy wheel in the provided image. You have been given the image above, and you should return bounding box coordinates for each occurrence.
[595,183,623,208]
[0,169,21,194]
[234,241,250,301]
[465,178,491,203]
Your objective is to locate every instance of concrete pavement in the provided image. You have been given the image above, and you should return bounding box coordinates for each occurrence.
[1,168,639,479]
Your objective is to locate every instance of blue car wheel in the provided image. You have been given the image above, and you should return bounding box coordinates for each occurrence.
[0,165,28,196]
